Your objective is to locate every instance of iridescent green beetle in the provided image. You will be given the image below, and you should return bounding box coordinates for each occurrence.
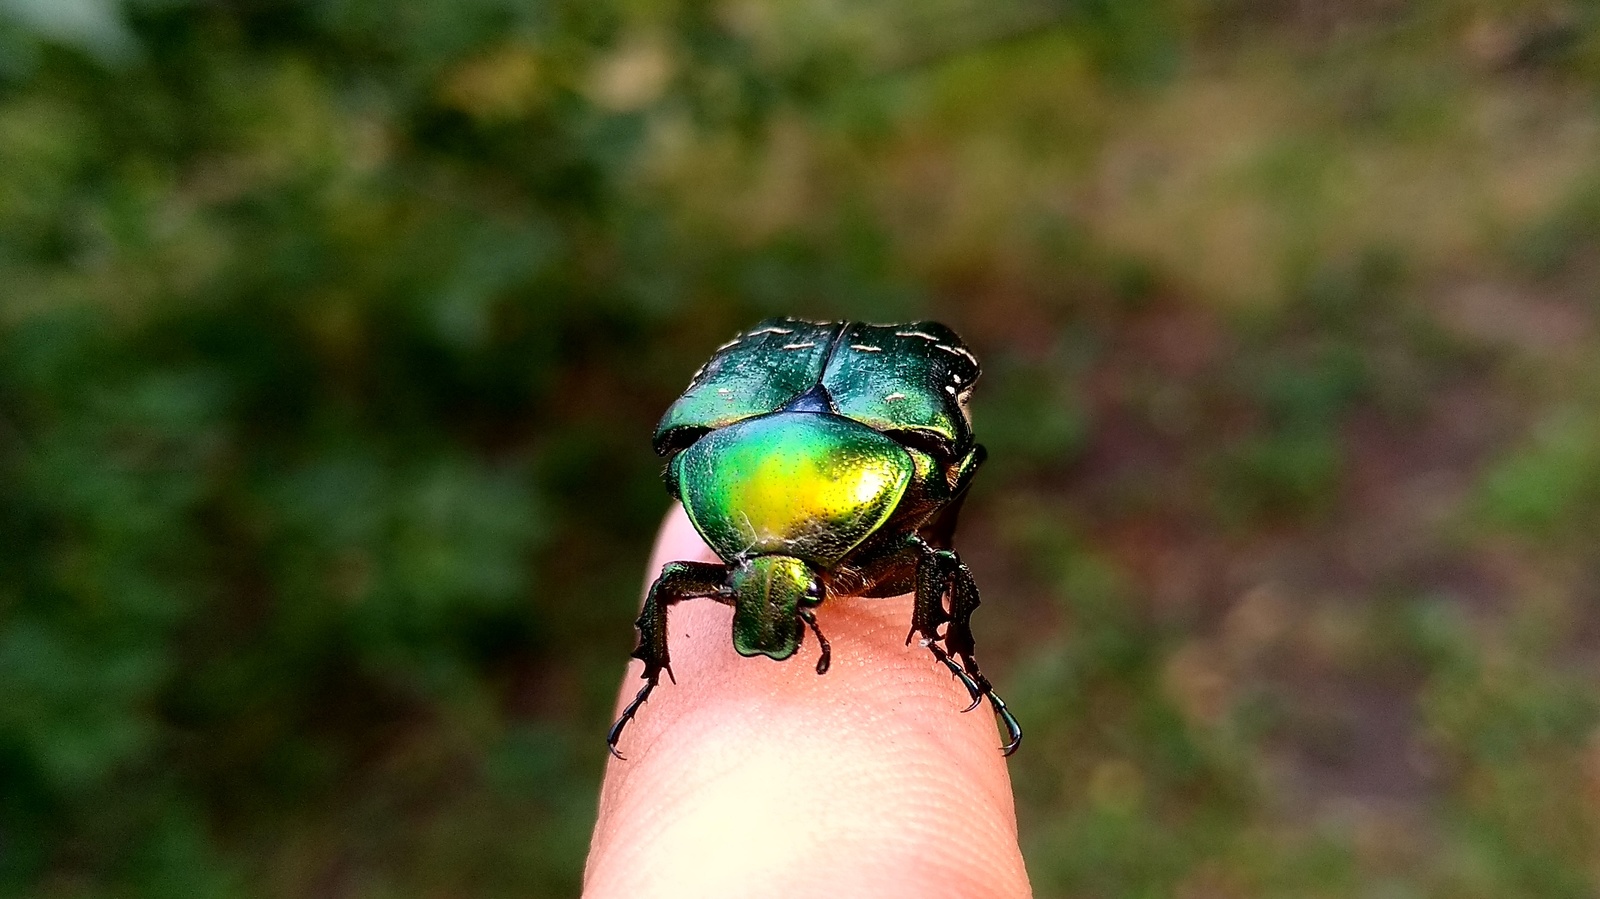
[608,318,1020,757]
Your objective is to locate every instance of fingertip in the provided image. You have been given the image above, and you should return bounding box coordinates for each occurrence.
[589,506,1030,899]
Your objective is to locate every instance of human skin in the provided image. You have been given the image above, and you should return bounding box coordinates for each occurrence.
[584,505,1031,899]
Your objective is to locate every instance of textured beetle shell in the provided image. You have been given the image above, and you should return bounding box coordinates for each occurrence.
[654,318,978,460]
[653,320,838,454]
[822,322,978,459]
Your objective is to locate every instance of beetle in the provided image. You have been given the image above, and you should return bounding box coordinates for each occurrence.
[608,318,1020,758]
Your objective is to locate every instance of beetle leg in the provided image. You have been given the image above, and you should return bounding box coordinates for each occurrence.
[906,537,952,647]
[944,557,1022,756]
[608,560,728,760]
[908,537,982,706]
[933,643,984,711]
[909,536,1022,756]
[799,607,831,675]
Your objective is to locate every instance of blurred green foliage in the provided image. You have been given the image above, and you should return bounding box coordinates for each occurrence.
[4,0,1600,896]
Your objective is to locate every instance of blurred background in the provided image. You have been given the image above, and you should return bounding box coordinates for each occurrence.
[3,0,1599,896]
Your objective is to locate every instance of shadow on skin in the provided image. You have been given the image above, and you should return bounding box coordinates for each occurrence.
[585,506,1030,899]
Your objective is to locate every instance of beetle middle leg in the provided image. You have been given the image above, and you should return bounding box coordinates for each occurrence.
[908,536,1023,755]
[608,560,728,759]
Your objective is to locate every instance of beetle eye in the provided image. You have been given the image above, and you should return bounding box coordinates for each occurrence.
[804,579,824,602]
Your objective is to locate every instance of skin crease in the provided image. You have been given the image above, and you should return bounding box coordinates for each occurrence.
[585,505,1032,899]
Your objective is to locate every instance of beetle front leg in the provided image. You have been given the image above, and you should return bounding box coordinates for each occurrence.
[907,537,983,707]
[908,536,1022,756]
[945,560,1022,755]
[608,560,728,759]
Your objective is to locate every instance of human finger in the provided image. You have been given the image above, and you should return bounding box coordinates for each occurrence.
[584,505,1030,899]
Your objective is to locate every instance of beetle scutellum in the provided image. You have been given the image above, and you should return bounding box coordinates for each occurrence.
[608,318,1020,758]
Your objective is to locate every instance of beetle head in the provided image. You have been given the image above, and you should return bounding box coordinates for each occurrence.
[727,555,823,661]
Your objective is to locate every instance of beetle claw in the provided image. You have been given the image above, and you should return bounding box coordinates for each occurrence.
[998,709,1023,756]
[989,690,1023,756]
